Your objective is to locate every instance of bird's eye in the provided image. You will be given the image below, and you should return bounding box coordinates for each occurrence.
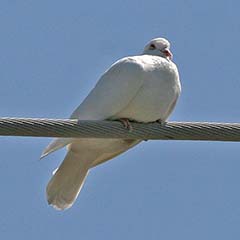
[149,44,156,50]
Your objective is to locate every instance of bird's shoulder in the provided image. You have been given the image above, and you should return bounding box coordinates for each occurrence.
[95,56,146,86]
[110,55,177,73]
[105,56,145,75]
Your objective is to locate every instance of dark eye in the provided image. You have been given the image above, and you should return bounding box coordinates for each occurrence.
[149,44,156,50]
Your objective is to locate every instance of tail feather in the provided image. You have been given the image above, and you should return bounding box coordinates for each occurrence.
[45,139,141,210]
[40,138,72,159]
[46,148,95,210]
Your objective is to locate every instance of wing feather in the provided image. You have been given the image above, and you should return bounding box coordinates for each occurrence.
[71,57,144,120]
[41,57,145,158]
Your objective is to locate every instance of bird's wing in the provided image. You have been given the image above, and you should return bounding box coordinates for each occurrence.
[41,57,145,158]
[71,57,145,120]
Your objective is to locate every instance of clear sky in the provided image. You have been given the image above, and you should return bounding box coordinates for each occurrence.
[0,0,240,239]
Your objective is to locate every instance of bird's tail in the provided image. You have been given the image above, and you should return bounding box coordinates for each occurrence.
[40,138,73,159]
[46,147,96,210]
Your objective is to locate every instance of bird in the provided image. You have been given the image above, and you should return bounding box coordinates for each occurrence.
[41,37,181,210]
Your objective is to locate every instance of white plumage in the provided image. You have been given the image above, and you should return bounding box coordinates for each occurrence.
[41,37,181,210]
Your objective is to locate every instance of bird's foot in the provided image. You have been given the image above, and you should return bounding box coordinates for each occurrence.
[118,118,133,132]
[156,119,166,126]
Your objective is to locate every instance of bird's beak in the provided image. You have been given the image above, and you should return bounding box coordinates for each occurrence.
[164,49,173,60]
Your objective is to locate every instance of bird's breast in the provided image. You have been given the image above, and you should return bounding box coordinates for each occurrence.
[113,64,181,122]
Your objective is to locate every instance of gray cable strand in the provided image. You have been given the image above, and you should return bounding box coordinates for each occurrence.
[0,117,240,141]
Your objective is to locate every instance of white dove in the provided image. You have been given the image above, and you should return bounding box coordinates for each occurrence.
[41,37,181,210]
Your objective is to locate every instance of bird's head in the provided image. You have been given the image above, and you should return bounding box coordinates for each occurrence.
[143,38,173,60]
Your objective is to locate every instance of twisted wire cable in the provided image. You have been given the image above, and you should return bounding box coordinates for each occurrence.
[0,117,240,141]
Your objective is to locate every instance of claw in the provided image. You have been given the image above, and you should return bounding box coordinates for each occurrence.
[119,118,133,132]
[156,119,166,126]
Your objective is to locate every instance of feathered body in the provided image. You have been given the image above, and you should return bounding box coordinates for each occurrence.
[42,38,181,210]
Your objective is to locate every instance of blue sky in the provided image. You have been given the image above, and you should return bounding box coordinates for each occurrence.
[0,0,240,239]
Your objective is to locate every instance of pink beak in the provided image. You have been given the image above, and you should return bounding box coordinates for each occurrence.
[163,49,173,59]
